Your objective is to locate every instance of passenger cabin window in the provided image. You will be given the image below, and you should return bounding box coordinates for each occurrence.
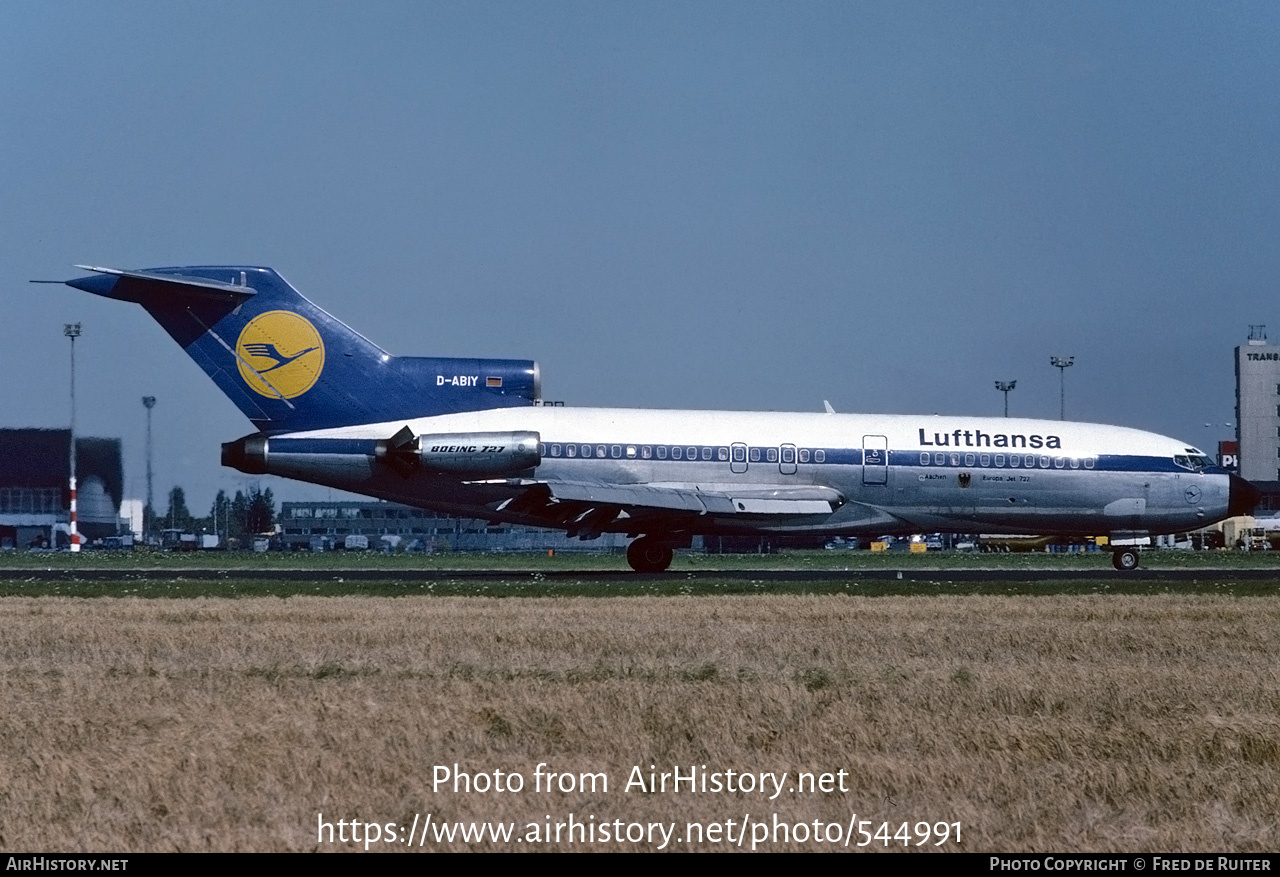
[815,449,826,463]
[920,452,930,465]
[799,449,810,463]
[781,446,795,464]
[934,453,945,465]
[749,448,761,462]
[767,448,779,463]
[717,447,728,461]
[672,447,682,460]
[689,447,699,460]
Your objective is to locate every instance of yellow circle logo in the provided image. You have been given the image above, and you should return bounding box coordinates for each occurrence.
[235,311,325,399]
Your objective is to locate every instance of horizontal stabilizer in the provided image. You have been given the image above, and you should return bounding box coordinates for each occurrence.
[64,265,257,304]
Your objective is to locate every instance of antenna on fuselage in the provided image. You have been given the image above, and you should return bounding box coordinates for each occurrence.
[823,400,836,414]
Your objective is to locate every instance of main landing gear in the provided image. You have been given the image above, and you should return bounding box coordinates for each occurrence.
[1111,548,1140,571]
[626,537,675,573]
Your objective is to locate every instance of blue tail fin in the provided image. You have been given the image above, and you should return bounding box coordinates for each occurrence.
[64,266,540,433]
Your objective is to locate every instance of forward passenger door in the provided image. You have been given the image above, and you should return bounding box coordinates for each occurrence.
[863,435,889,485]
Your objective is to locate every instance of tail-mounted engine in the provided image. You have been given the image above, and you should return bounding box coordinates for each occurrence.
[222,427,541,480]
[376,427,541,478]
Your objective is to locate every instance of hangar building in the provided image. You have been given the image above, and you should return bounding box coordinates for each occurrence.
[0,429,124,549]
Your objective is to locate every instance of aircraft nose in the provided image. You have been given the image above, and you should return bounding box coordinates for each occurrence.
[1228,474,1262,517]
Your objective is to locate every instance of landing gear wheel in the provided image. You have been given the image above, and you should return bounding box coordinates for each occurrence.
[1112,548,1140,571]
[627,538,674,573]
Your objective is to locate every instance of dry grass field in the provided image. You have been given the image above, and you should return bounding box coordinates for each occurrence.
[1,593,1277,852]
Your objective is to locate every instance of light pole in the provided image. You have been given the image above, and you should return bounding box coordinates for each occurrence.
[64,323,81,553]
[1050,356,1074,421]
[142,396,156,545]
[994,380,1016,417]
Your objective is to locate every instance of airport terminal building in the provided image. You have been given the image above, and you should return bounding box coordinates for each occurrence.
[1235,326,1280,483]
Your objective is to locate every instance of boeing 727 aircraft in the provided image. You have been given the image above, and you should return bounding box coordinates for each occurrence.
[52,265,1259,571]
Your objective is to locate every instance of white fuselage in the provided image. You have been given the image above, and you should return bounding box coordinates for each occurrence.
[259,406,1233,539]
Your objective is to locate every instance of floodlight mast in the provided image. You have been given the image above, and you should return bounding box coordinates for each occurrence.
[142,396,156,545]
[1050,356,1074,421]
[994,380,1016,417]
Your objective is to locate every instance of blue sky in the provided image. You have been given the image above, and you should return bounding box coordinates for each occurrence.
[3,1,1277,512]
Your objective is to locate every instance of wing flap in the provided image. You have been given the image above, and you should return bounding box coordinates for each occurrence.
[732,498,835,515]
[536,480,843,517]
[547,481,709,512]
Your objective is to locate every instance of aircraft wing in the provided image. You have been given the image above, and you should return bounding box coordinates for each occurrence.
[544,481,843,515]
[493,479,844,538]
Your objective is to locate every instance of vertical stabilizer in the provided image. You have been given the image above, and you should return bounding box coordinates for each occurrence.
[63,266,540,433]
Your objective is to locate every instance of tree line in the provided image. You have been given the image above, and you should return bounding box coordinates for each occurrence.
[146,486,276,538]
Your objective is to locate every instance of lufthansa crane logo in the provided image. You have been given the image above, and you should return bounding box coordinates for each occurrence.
[235,311,325,399]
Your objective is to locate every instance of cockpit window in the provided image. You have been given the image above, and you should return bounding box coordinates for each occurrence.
[1174,454,1213,471]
